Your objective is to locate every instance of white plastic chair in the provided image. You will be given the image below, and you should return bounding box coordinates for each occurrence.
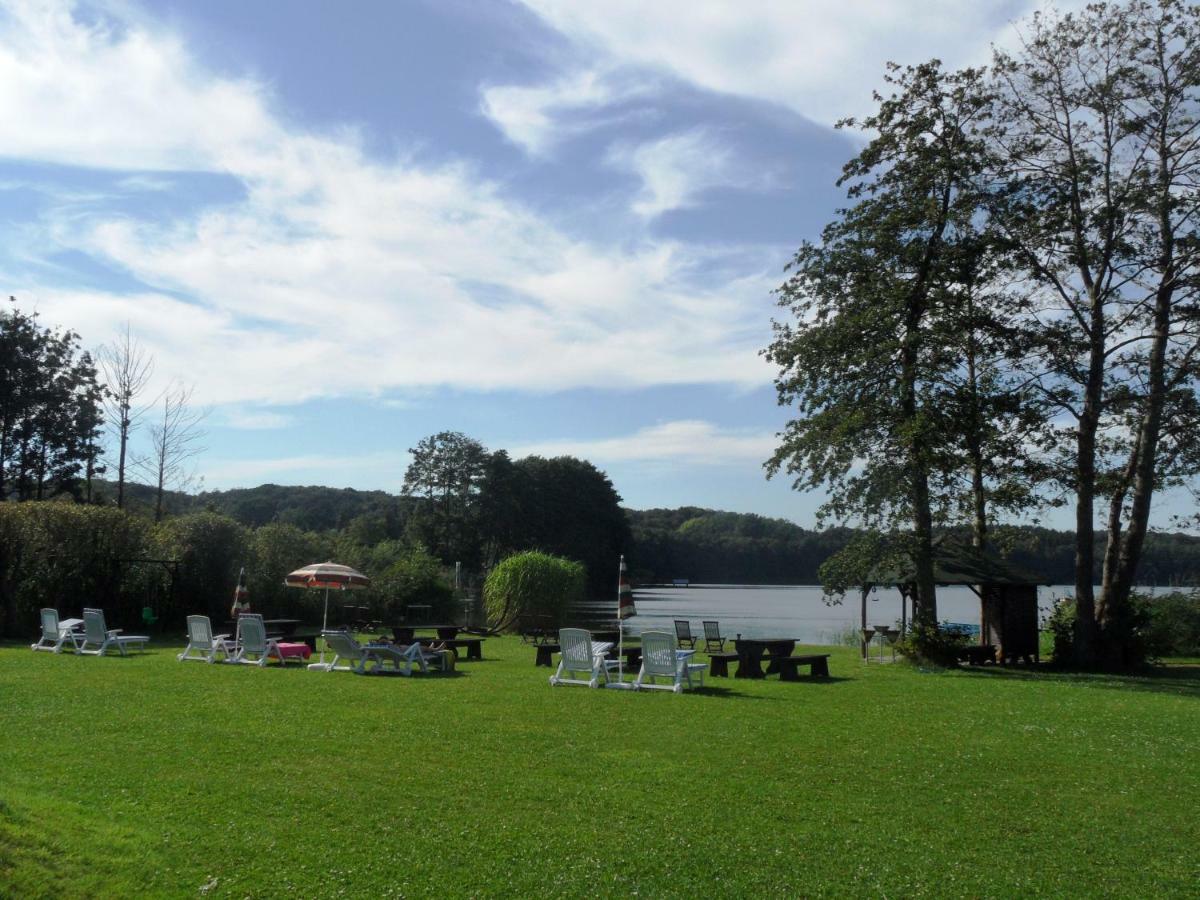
[76,608,149,656]
[322,630,372,673]
[633,630,706,693]
[229,614,289,666]
[30,608,81,653]
[178,615,233,663]
[549,628,617,688]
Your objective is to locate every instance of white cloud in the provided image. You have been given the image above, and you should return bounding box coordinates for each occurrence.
[510,420,777,466]
[480,69,639,156]
[512,1,1044,127]
[608,129,763,218]
[0,1,779,407]
[222,409,295,431]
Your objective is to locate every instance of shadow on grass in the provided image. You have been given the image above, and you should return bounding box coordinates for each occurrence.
[956,661,1200,698]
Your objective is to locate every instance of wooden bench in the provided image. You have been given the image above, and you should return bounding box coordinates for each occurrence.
[708,651,740,678]
[775,654,831,681]
[535,643,561,667]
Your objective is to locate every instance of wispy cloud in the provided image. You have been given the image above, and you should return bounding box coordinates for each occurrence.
[510,420,777,466]
[1,1,777,407]
[607,128,766,218]
[222,408,295,430]
[512,0,1032,126]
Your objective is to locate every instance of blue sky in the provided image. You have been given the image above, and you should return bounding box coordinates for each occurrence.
[5,0,1153,530]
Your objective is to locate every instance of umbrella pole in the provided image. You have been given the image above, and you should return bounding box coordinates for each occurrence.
[320,586,330,664]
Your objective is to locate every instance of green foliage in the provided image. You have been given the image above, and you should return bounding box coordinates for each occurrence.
[247,522,332,620]
[1143,592,1200,658]
[0,297,106,502]
[818,530,908,600]
[894,621,971,667]
[483,550,584,631]
[0,501,150,636]
[1048,594,1162,669]
[152,512,248,627]
[373,546,453,622]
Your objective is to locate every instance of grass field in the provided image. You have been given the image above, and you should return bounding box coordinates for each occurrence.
[1,636,1197,898]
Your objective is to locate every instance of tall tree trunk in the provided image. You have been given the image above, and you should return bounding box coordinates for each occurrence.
[1073,314,1105,667]
[116,403,130,510]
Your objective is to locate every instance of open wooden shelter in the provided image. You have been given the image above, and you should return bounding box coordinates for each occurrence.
[861,539,1048,664]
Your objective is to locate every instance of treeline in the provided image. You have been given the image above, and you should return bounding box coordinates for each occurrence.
[0,502,453,639]
[80,480,1200,589]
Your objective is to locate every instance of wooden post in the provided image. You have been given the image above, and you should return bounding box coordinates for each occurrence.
[861,585,869,659]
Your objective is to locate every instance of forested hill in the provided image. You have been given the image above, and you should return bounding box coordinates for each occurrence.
[98,481,1200,586]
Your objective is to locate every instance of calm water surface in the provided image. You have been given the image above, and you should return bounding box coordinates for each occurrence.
[614,584,1081,644]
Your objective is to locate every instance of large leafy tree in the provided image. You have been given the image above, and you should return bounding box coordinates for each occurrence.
[0,298,106,501]
[765,62,998,626]
[401,431,490,565]
[990,0,1200,666]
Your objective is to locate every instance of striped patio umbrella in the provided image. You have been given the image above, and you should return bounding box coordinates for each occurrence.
[613,555,637,687]
[231,567,250,618]
[284,562,371,668]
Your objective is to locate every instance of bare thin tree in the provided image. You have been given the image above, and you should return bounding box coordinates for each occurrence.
[137,380,207,522]
[99,324,154,509]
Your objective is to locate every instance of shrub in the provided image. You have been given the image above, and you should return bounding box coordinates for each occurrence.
[1143,591,1200,658]
[483,551,585,632]
[895,621,970,667]
[152,512,248,627]
[0,502,152,637]
[1047,594,1158,668]
[374,547,453,623]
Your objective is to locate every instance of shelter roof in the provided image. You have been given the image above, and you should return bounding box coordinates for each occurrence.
[867,537,1047,587]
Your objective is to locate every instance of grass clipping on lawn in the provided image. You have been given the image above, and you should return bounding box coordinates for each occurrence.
[1,639,1198,897]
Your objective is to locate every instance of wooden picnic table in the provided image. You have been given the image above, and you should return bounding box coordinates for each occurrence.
[733,638,798,678]
[392,624,461,643]
[263,618,301,637]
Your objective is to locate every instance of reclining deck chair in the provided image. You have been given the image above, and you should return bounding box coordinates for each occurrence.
[322,631,441,675]
[76,608,149,656]
[178,615,234,663]
[674,619,696,649]
[634,630,706,693]
[31,608,81,653]
[322,630,373,673]
[702,620,726,653]
[549,628,618,688]
[229,614,292,666]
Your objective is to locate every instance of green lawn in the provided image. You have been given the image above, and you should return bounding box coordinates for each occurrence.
[1,637,1197,898]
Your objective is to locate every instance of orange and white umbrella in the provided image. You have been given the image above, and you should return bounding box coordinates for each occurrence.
[285,562,370,668]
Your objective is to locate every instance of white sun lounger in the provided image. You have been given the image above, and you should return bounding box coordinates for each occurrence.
[178,615,234,663]
[633,630,706,693]
[228,614,291,666]
[76,608,149,656]
[31,609,83,653]
[549,628,617,688]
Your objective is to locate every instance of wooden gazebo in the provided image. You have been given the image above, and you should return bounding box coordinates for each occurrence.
[862,539,1047,664]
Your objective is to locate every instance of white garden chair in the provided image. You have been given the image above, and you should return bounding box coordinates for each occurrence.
[178,615,234,663]
[76,608,149,656]
[229,614,289,667]
[30,608,82,653]
[549,628,617,688]
[633,630,706,693]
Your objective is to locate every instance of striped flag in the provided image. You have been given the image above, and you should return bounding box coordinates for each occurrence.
[231,567,249,617]
[618,555,636,620]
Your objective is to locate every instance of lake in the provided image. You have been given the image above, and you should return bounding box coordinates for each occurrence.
[599,583,1082,644]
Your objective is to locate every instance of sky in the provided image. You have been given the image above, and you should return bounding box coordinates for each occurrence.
[5,0,1159,531]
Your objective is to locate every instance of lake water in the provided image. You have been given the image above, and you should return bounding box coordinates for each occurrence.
[601,584,1083,644]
